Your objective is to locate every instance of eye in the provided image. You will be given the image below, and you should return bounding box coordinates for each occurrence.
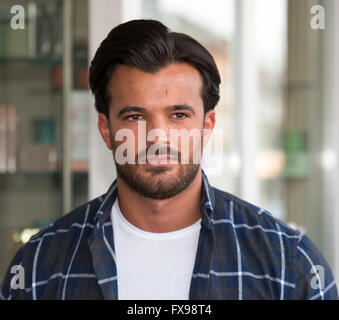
[172,113,189,120]
[124,114,143,121]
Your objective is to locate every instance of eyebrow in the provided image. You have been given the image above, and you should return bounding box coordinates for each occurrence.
[117,104,196,117]
[117,106,147,117]
[167,104,196,115]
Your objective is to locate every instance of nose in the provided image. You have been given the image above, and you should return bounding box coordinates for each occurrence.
[146,115,170,145]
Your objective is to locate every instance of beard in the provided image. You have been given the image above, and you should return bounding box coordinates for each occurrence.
[115,162,200,199]
[111,132,202,199]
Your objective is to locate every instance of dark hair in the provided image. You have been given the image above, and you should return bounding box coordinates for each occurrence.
[89,19,220,118]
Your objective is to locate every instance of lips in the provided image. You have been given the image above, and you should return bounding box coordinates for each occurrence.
[146,155,175,165]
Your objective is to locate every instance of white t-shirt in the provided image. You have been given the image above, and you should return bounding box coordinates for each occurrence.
[111,198,201,300]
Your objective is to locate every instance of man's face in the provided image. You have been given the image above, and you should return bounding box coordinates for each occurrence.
[98,62,215,199]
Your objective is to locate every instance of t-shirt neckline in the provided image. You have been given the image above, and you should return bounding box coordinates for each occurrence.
[112,199,201,240]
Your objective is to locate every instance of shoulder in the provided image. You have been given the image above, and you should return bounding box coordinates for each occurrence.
[211,186,302,281]
[212,186,301,241]
[211,187,338,299]
[27,196,102,245]
[1,195,104,300]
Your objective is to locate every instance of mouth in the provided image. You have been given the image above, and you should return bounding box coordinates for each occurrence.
[145,155,178,166]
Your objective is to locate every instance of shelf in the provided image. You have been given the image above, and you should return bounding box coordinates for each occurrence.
[0,170,88,176]
[0,57,61,66]
[0,171,61,176]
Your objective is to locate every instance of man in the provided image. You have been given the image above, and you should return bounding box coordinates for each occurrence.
[1,19,337,300]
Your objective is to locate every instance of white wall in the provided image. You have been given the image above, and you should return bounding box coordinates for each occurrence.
[88,0,142,199]
[234,0,260,204]
[329,0,339,284]
[322,0,339,283]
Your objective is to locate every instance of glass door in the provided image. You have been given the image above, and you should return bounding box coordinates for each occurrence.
[0,0,90,285]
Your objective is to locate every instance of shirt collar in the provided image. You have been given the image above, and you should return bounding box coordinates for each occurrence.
[200,169,215,229]
[93,179,118,226]
[93,169,215,227]
[200,169,215,213]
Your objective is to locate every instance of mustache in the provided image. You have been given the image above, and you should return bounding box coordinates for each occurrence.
[137,145,180,162]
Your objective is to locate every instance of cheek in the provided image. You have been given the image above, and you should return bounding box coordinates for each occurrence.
[174,129,203,159]
[111,127,139,154]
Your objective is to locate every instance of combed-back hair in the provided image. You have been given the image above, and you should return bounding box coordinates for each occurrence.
[89,19,220,118]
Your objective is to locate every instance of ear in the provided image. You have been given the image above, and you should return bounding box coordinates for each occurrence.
[98,113,113,150]
[202,109,215,148]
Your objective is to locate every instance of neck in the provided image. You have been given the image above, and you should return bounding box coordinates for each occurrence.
[116,169,202,233]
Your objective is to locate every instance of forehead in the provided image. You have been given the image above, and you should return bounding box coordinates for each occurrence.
[106,63,203,109]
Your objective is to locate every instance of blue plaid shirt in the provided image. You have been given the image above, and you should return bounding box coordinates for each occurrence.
[1,170,338,300]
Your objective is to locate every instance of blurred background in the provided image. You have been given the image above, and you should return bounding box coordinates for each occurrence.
[0,0,338,287]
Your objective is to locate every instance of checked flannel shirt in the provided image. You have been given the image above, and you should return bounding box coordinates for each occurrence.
[1,170,338,300]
